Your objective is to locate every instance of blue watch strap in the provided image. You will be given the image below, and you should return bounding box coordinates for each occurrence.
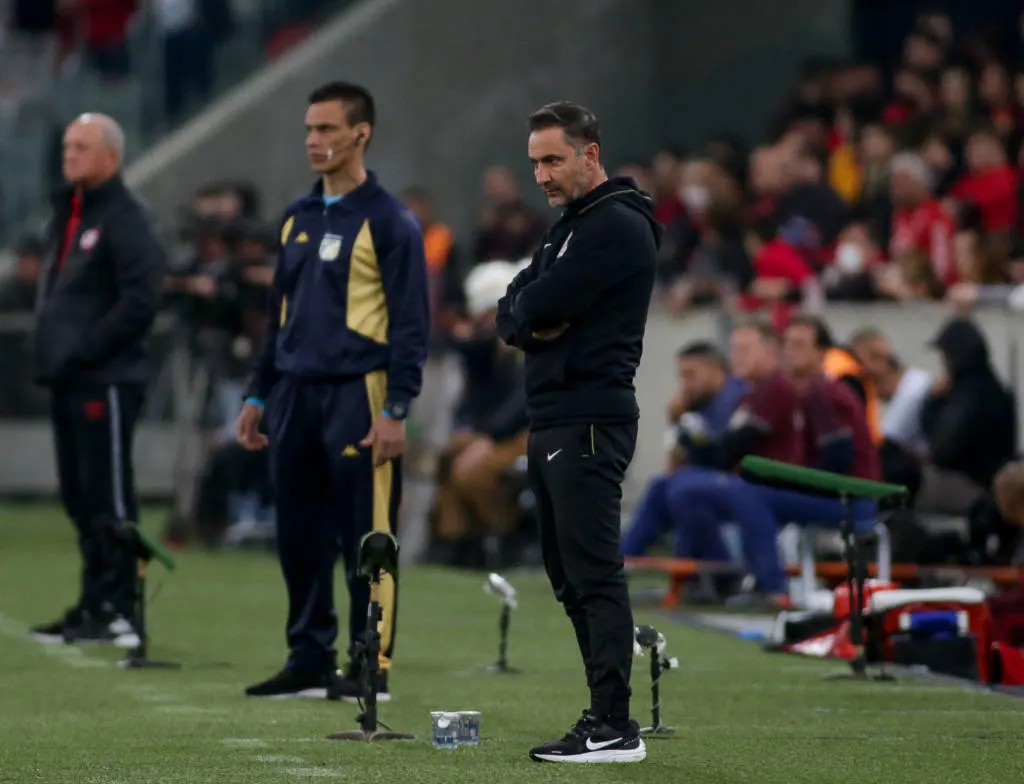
[244,396,264,408]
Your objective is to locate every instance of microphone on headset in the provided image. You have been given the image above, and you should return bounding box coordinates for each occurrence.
[326,147,334,161]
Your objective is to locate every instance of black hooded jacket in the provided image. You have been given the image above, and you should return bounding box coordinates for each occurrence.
[921,317,1017,486]
[496,177,660,428]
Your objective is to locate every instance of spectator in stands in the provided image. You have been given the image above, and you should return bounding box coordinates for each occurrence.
[402,186,463,337]
[650,146,685,226]
[778,141,848,256]
[820,327,883,444]
[74,0,138,79]
[917,316,1017,517]
[936,61,977,143]
[471,165,547,263]
[851,329,931,497]
[620,341,746,559]
[920,132,962,198]
[877,151,957,299]
[953,222,1011,285]
[0,233,44,311]
[856,122,896,249]
[654,157,705,284]
[958,459,1024,566]
[665,321,803,604]
[823,216,884,300]
[155,0,233,124]
[427,261,528,568]
[950,126,1020,236]
[737,213,814,332]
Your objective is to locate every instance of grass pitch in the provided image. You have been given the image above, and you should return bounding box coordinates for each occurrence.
[1,502,1023,783]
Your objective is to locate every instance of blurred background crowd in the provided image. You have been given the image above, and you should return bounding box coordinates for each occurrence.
[2,1,1024,600]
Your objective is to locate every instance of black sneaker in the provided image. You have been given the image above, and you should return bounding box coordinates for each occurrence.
[62,612,140,649]
[245,667,338,699]
[529,711,647,763]
[31,606,85,644]
[326,661,391,703]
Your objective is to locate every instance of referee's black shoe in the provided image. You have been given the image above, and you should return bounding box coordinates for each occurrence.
[245,667,339,699]
[529,711,646,763]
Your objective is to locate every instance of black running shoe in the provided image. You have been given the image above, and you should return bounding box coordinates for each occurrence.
[31,606,85,644]
[529,711,647,763]
[244,667,338,699]
[326,661,391,703]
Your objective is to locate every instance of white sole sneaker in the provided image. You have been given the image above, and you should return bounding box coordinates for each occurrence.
[532,740,647,763]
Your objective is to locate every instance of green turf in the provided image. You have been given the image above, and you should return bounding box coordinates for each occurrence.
[2,503,1024,783]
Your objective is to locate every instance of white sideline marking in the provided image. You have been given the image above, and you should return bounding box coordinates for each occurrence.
[0,615,106,668]
[4,609,349,777]
[284,769,344,779]
[252,755,306,764]
[155,705,229,717]
[220,738,270,749]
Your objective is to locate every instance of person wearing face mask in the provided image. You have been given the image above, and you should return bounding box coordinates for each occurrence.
[654,159,706,284]
[824,218,882,300]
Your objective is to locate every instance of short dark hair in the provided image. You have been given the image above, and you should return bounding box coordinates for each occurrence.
[677,340,728,369]
[787,313,834,350]
[733,317,779,346]
[308,81,376,129]
[528,102,601,148]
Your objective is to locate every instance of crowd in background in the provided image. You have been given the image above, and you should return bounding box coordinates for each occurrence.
[0,5,1023,582]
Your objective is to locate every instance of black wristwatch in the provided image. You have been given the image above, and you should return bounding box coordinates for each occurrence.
[382,400,409,421]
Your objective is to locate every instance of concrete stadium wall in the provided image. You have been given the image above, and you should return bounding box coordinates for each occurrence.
[124,0,850,243]
[1,303,1019,502]
[126,0,662,243]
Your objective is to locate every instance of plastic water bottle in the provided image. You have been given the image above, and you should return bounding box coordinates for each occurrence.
[457,711,480,746]
[430,711,459,749]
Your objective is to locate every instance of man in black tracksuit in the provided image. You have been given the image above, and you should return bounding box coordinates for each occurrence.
[29,113,166,646]
[496,103,659,764]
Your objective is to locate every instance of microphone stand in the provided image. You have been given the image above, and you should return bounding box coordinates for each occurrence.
[114,523,181,670]
[327,531,415,742]
[635,625,678,737]
[483,573,520,674]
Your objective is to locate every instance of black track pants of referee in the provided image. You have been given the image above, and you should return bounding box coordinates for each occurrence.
[50,382,144,619]
[527,421,638,723]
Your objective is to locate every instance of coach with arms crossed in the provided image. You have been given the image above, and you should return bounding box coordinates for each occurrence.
[497,102,659,764]
[31,113,166,646]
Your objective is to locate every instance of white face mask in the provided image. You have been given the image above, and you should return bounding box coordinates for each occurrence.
[680,184,710,212]
[835,242,865,274]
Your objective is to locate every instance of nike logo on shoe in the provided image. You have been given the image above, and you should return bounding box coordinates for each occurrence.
[585,737,623,751]
[547,449,562,461]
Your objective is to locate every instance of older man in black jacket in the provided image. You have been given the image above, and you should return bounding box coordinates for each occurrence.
[30,113,166,646]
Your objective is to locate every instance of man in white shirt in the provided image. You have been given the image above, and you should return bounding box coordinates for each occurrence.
[877,357,932,456]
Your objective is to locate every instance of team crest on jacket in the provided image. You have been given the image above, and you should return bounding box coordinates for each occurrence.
[79,228,100,251]
[319,233,342,262]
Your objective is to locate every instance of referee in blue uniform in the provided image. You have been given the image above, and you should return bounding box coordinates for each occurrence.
[237,82,429,701]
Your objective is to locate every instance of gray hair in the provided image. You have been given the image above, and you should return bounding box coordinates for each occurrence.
[76,112,125,162]
[889,151,933,191]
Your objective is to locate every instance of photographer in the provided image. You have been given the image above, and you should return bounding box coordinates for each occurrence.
[164,214,276,544]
